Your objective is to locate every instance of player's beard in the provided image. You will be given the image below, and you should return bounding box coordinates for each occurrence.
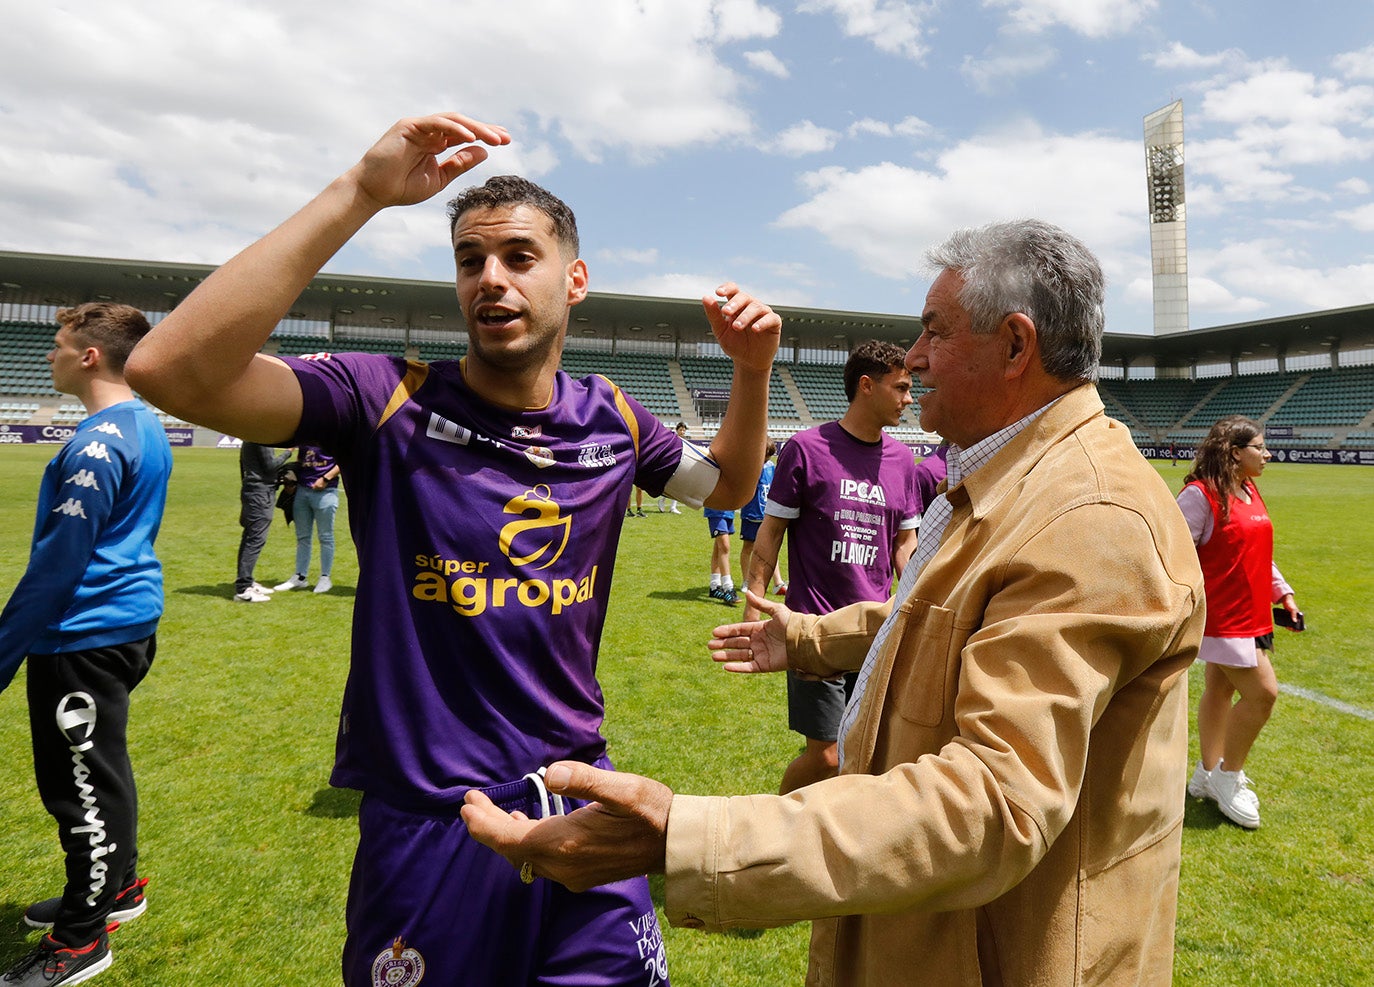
[465,314,566,376]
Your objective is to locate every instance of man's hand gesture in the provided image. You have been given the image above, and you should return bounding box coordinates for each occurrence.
[349,113,511,210]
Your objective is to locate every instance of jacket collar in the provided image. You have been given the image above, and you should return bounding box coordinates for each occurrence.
[942,383,1105,521]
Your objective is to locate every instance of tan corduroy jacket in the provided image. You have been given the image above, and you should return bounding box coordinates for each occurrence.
[664,385,1205,986]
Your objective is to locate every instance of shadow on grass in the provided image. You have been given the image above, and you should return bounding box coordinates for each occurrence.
[1183,795,1229,830]
[306,786,362,818]
[174,583,357,600]
[0,902,39,966]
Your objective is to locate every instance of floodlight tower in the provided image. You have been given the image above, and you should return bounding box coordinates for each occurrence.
[1144,101,1188,335]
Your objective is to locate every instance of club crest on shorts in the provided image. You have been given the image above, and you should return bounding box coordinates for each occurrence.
[371,936,425,987]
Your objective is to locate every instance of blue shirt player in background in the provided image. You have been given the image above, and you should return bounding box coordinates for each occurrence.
[127,112,780,987]
[0,302,171,987]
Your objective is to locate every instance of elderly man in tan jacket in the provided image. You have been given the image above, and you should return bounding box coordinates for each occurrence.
[464,219,1206,986]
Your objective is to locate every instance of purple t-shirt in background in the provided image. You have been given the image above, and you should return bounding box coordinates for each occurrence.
[295,443,338,488]
[766,421,922,615]
[286,353,684,810]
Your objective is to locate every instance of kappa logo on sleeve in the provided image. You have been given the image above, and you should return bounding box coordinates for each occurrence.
[65,469,101,490]
[92,421,124,439]
[77,440,112,462]
[52,498,89,518]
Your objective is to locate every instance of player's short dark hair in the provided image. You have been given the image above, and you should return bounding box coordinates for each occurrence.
[843,339,908,402]
[447,176,580,258]
[55,302,151,372]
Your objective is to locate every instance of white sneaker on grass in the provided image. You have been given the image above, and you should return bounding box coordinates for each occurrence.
[275,574,309,591]
[313,575,333,594]
[1187,761,1212,800]
[1210,764,1261,829]
[233,587,272,603]
[252,582,275,595]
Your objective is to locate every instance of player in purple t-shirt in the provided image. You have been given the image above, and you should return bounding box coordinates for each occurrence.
[742,341,926,794]
[128,112,781,987]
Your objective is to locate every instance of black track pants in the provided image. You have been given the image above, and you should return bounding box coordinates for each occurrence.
[27,635,155,946]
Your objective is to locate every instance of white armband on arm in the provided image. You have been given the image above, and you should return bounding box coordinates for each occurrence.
[662,439,720,510]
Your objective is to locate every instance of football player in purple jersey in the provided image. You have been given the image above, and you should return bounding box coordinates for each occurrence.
[128,113,780,987]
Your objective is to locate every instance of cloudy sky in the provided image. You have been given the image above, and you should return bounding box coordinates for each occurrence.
[3,0,1372,334]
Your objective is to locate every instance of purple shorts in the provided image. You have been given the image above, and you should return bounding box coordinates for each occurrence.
[342,762,670,987]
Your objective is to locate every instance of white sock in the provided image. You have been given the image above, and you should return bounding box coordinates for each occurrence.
[710,574,721,589]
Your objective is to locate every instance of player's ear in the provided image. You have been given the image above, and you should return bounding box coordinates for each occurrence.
[566,259,589,306]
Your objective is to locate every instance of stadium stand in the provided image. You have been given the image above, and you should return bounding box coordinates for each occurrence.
[679,355,796,421]
[560,350,682,419]
[0,320,60,396]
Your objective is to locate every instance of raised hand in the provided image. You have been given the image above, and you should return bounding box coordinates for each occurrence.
[349,113,511,210]
[702,282,781,374]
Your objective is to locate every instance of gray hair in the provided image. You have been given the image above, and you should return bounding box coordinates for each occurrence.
[925,219,1104,381]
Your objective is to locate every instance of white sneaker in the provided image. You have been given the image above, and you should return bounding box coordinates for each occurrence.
[274,574,309,591]
[1187,761,1212,800]
[669,506,682,514]
[313,575,333,594]
[233,587,272,603]
[252,582,275,595]
[1210,764,1261,829]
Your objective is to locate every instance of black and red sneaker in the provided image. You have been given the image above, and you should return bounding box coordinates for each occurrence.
[23,878,148,931]
[2,928,112,986]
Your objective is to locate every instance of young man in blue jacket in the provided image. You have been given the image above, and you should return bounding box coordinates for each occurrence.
[0,302,172,987]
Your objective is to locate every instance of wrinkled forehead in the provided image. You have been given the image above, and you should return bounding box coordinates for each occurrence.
[451,203,562,251]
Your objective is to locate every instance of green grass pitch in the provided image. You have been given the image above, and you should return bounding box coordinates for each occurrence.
[1,447,1370,984]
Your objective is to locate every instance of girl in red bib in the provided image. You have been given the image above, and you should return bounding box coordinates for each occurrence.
[1177,416,1300,828]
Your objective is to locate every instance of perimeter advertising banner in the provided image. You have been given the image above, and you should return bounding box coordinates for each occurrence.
[1135,444,1374,466]
[0,423,196,446]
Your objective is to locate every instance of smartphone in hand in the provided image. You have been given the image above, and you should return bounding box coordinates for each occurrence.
[1272,607,1305,632]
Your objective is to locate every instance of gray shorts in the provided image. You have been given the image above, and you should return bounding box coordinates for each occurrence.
[786,669,858,742]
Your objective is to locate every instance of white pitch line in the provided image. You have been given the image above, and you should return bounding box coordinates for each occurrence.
[1278,683,1374,722]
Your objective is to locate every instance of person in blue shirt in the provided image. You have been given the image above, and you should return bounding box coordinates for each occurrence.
[0,302,172,987]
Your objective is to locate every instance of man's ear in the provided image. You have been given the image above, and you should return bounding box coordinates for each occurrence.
[80,346,100,369]
[566,258,589,307]
[1001,312,1038,380]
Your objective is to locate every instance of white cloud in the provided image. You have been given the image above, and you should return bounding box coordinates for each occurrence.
[775,124,1145,285]
[1338,202,1374,232]
[797,0,934,60]
[961,46,1058,92]
[1183,276,1267,315]
[1334,43,1374,80]
[984,0,1158,38]
[1184,63,1374,207]
[744,49,790,77]
[0,0,774,268]
[605,270,814,308]
[848,116,935,140]
[712,0,784,42]
[765,120,843,156]
[1194,239,1374,313]
[597,247,662,265]
[1337,178,1371,196]
[1146,42,1245,72]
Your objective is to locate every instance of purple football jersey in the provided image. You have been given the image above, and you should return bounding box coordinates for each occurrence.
[287,354,683,809]
[767,422,921,615]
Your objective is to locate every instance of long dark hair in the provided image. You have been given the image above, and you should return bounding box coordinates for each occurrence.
[1183,415,1263,524]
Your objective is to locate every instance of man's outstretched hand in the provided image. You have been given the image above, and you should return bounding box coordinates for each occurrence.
[461,761,673,893]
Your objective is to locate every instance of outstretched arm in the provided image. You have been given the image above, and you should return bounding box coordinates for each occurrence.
[461,761,673,893]
[701,284,780,508]
[709,590,792,673]
[743,515,787,620]
[126,113,510,443]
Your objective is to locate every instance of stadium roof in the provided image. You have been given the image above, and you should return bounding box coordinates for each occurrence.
[4,249,1373,369]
